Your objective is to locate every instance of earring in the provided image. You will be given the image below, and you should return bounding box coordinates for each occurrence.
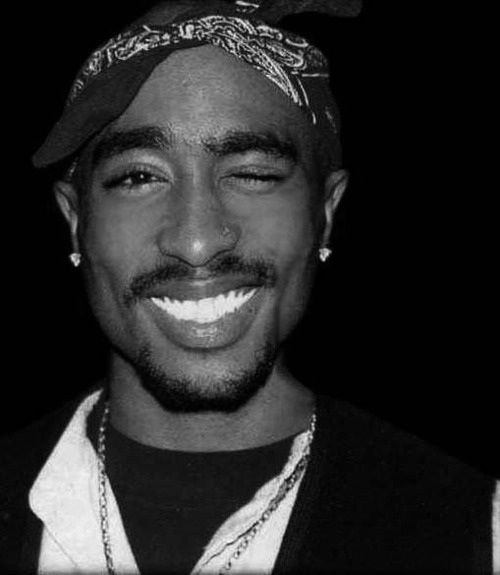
[69,252,82,268]
[319,247,332,262]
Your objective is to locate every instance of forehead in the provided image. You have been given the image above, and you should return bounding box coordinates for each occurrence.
[109,44,314,148]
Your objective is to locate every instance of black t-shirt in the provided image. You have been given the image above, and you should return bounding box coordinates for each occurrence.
[87,401,295,574]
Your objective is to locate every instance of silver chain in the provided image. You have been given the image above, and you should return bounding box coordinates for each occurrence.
[97,402,316,575]
[97,402,116,575]
[219,413,316,573]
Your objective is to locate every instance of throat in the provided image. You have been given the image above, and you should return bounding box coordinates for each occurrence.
[86,398,297,575]
[107,365,315,452]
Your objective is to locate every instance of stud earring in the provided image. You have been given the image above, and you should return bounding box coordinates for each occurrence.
[319,247,332,262]
[69,252,82,268]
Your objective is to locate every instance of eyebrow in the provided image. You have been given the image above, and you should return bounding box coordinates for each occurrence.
[92,126,172,166]
[204,131,298,163]
[91,126,298,166]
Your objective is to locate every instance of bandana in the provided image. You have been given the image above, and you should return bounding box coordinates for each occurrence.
[32,0,361,170]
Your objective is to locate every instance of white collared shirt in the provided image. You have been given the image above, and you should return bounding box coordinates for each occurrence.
[29,390,500,574]
[30,390,308,574]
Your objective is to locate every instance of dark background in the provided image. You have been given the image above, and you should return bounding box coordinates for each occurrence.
[3,2,497,477]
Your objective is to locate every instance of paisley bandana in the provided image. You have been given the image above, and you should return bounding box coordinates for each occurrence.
[32,0,361,170]
[70,16,328,121]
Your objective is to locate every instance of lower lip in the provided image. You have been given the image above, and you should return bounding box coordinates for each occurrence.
[146,288,264,350]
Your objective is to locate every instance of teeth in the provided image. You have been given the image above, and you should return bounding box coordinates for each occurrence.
[151,288,257,323]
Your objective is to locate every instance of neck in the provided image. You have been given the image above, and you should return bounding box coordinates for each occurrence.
[107,354,315,452]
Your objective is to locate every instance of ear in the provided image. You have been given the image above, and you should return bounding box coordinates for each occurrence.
[321,169,349,247]
[54,180,80,254]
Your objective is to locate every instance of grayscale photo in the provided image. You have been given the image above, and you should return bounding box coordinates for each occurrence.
[1,0,498,573]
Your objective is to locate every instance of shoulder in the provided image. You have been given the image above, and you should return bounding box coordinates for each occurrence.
[0,385,101,501]
[312,394,496,508]
[300,395,495,571]
[314,394,492,485]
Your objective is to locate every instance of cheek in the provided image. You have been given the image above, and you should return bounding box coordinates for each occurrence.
[241,181,320,256]
[242,188,321,338]
[78,200,154,322]
[82,197,155,265]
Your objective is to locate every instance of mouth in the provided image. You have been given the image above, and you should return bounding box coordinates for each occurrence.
[143,276,267,350]
[150,287,258,324]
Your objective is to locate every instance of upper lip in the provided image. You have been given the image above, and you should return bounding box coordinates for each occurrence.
[144,275,262,302]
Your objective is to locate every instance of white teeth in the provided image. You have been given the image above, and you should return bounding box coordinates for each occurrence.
[151,288,257,323]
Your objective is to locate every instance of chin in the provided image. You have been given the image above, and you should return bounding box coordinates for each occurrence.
[133,341,277,413]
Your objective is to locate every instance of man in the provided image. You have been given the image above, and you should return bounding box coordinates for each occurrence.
[1,0,498,573]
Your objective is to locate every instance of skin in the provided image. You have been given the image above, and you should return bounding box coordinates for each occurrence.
[55,45,348,452]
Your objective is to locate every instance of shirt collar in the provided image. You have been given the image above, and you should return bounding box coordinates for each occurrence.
[30,388,312,573]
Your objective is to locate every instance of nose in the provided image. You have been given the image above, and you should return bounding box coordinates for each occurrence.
[156,175,240,267]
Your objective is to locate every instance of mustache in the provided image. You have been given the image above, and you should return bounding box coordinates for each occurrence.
[124,254,277,306]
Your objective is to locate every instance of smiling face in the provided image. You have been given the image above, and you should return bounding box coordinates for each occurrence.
[57,45,346,413]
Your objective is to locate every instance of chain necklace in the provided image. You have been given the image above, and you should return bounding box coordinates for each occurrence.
[97,402,115,575]
[97,402,316,575]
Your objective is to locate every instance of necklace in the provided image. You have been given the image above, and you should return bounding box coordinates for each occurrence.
[97,402,316,575]
[97,402,115,575]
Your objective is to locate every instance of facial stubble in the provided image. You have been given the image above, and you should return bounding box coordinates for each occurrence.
[134,340,278,413]
[121,253,279,412]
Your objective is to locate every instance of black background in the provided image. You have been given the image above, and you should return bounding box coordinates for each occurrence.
[3,2,497,477]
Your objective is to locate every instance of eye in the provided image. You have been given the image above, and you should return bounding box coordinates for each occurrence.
[102,167,169,196]
[223,171,285,193]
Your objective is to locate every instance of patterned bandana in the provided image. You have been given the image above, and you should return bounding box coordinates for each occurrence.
[32,0,362,170]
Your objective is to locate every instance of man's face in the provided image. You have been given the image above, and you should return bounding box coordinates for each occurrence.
[61,46,341,412]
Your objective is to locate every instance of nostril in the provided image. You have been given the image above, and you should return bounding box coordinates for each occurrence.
[156,196,241,267]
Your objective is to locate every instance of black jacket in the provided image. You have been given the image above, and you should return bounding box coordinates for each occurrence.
[0,391,495,574]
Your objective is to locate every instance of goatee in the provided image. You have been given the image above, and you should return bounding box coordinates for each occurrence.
[134,342,277,413]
